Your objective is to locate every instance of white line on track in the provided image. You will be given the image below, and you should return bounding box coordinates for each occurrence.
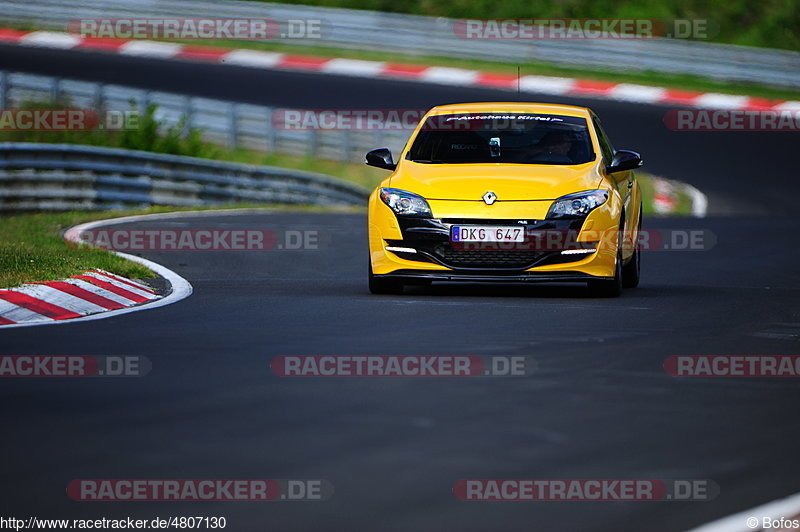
[687,491,800,531]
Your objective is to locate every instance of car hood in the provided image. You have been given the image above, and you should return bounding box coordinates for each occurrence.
[389,161,603,201]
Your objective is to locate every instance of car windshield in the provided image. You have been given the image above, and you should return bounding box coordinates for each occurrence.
[407,113,595,165]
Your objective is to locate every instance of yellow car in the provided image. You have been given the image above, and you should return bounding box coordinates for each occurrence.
[366,102,642,297]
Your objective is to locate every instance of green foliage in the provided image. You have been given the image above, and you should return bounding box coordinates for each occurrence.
[0,101,221,158]
[250,0,800,50]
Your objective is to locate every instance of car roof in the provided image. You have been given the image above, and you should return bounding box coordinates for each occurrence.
[426,102,593,119]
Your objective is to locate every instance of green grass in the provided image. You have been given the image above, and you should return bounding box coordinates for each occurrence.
[0,211,155,288]
[245,0,800,51]
[5,0,800,50]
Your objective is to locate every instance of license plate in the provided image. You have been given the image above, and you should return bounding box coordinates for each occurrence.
[451,226,525,243]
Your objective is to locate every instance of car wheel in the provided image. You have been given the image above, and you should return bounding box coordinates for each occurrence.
[622,209,642,289]
[368,260,404,295]
[622,244,641,289]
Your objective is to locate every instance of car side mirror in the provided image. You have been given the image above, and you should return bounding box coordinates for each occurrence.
[606,150,642,173]
[366,148,396,171]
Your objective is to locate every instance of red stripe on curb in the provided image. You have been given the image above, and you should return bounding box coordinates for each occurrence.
[0,28,28,42]
[0,291,81,320]
[176,45,231,61]
[476,72,519,88]
[90,270,155,295]
[381,63,428,78]
[72,275,149,303]
[744,97,785,111]
[0,316,16,325]
[661,89,705,105]
[43,281,126,310]
[571,80,618,95]
[76,37,128,51]
[278,55,330,70]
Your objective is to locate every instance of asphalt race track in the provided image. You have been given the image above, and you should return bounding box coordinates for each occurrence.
[1,44,800,531]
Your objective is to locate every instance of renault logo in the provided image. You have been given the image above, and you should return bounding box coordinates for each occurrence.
[482,191,497,205]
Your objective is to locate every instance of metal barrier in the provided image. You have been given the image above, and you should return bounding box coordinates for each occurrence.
[0,143,370,211]
[0,70,413,161]
[2,0,799,88]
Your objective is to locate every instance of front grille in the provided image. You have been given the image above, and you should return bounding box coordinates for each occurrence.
[388,218,591,270]
[388,240,589,269]
[434,247,546,269]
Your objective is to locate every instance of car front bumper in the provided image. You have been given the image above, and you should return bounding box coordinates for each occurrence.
[368,194,622,281]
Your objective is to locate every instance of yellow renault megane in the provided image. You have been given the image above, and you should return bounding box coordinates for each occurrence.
[366,102,642,297]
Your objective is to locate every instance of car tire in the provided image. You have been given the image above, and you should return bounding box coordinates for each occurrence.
[622,244,641,289]
[622,209,642,289]
[368,260,404,295]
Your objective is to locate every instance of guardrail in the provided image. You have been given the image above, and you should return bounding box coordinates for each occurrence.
[0,70,412,162]
[0,143,370,211]
[2,0,799,88]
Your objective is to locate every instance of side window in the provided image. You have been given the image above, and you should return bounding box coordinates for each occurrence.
[592,117,615,163]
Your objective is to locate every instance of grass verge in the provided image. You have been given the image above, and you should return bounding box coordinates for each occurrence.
[242,0,800,52]
[0,210,156,289]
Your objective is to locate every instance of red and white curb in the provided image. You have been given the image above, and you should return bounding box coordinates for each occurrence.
[651,175,708,217]
[688,490,800,531]
[0,215,193,329]
[0,269,160,326]
[2,28,798,111]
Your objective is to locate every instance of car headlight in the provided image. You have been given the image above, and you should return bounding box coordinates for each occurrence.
[547,190,609,219]
[379,188,432,217]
